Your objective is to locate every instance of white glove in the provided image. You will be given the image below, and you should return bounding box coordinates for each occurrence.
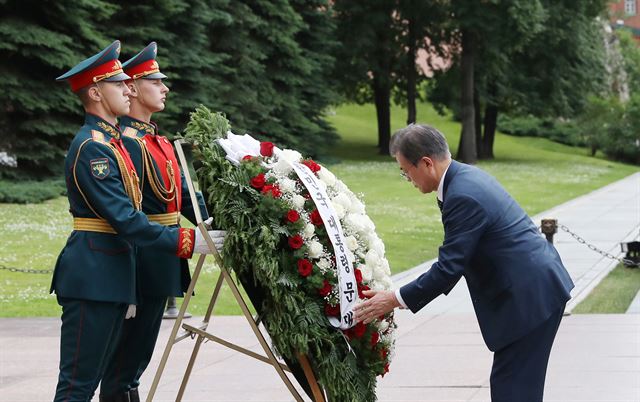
[194,228,226,254]
[125,304,137,319]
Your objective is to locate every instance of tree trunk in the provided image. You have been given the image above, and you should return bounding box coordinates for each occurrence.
[474,89,483,158]
[406,16,417,125]
[457,30,477,164]
[374,76,391,155]
[482,105,497,159]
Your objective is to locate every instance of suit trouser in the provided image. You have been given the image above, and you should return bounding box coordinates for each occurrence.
[100,296,167,397]
[53,297,126,402]
[490,305,565,402]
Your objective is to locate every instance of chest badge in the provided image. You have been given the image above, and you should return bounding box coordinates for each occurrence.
[90,158,110,180]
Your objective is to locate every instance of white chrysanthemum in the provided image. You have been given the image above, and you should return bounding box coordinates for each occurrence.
[317,166,336,186]
[279,177,296,194]
[361,215,376,232]
[278,148,303,163]
[349,196,366,214]
[308,240,323,258]
[317,258,331,271]
[365,249,381,268]
[331,202,346,219]
[344,214,365,234]
[303,223,315,239]
[371,238,385,257]
[371,281,386,291]
[372,265,387,281]
[345,235,358,251]
[331,192,352,211]
[380,258,391,275]
[378,320,390,332]
[292,194,306,209]
[272,158,293,175]
[359,264,373,282]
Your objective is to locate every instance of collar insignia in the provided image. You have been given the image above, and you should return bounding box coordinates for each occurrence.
[97,121,120,139]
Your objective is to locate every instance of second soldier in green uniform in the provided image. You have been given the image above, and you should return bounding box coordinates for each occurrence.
[99,42,211,402]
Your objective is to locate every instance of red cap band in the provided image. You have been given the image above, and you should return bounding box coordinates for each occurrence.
[124,60,160,80]
[68,59,124,92]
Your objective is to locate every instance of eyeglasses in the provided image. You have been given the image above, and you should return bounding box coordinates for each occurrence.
[400,169,411,182]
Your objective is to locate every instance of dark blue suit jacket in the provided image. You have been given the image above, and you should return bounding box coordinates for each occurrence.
[399,161,574,351]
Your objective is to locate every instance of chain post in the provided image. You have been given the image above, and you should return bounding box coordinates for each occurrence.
[540,218,558,244]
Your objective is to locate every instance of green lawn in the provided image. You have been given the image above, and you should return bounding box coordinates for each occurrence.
[573,264,640,313]
[0,102,636,317]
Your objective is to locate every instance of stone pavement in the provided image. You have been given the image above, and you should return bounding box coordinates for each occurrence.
[1,172,639,401]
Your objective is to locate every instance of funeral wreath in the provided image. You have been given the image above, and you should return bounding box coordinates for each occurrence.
[182,106,397,401]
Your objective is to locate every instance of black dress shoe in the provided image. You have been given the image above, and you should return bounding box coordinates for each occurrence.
[99,392,130,402]
[128,388,140,402]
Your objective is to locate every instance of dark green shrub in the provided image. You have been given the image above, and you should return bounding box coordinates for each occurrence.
[0,179,66,204]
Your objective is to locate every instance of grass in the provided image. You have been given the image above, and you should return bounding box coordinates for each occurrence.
[573,264,640,313]
[324,103,637,272]
[0,102,636,317]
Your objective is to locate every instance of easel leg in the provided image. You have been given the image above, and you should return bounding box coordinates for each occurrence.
[175,270,225,400]
[146,254,208,402]
[221,268,305,402]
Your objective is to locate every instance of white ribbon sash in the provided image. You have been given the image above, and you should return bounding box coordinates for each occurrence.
[292,162,357,330]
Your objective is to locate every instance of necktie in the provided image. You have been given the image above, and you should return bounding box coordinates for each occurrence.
[437,198,443,212]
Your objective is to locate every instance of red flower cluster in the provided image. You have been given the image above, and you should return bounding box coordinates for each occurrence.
[297,259,313,277]
[354,268,363,284]
[310,209,323,226]
[370,331,380,347]
[324,303,340,316]
[358,284,371,299]
[260,141,274,157]
[262,183,281,198]
[288,234,303,249]
[250,173,265,189]
[318,280,332,297]
[302,159,321,173]
[242,155,254,161]
[344,321,367,340]
[286,210,300,223]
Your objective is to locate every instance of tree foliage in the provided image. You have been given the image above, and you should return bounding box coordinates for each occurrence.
[0,0,338,181]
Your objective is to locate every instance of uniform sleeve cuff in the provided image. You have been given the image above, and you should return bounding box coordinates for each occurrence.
[177,228,195,259]
[395,288,408,309]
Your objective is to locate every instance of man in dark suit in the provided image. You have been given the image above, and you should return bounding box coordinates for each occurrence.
[354,124,574,402]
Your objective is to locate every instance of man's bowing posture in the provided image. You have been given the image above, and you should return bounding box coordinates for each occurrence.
[354,124,574,402]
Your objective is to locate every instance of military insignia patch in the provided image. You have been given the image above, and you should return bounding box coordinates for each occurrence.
[90,158,110,180]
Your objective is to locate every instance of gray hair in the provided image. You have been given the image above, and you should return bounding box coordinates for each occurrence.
[389,124,451,165]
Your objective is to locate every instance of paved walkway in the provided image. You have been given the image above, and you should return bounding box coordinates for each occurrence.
[1,173,639,401]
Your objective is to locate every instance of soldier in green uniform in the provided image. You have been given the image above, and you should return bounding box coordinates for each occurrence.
[99,42,211,402]
[52,41,224,402]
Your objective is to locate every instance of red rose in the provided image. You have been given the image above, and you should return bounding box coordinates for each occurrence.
[380,348,388,360]
[358,284,370,299]
[261,184,281,198]
[354,268,363,284]
[370,331,380,347]
[288,235,303,249]
[260,141,274,157]
[324,303,340,316]
[318,280,332,297]
[250,173,265,189]
[302,192,312,200]
[382,363,390,376]
[343,328,354,340]
[297,259,313,277]
[310,209,323,226]
[302,159,321,173]
[286,210,300,223]
[242,155,254,161]
[353,322,366,338]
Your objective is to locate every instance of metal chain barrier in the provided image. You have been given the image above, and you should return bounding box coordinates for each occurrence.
[558,224,640,268]
[0,264,53,274]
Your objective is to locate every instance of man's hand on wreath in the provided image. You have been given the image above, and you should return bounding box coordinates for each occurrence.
[353,290,401,324]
